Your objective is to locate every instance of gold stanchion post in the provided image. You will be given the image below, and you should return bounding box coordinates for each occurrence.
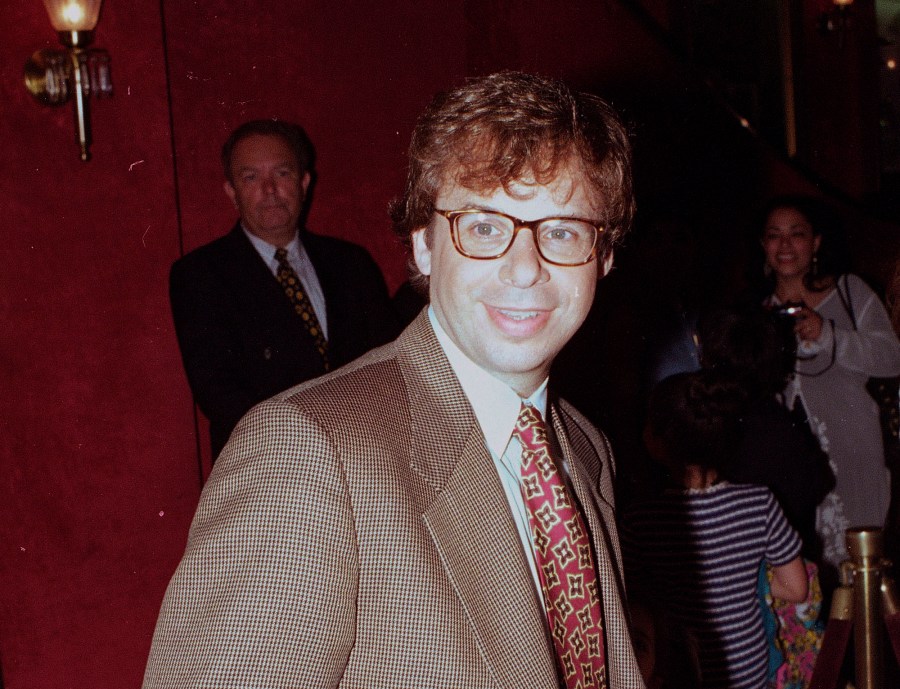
[846,528,886,689]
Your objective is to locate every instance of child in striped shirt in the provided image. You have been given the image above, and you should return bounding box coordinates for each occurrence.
[622,370,808,689]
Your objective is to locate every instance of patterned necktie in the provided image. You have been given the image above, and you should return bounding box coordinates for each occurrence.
[274,248,329,370]
[514,403,607,689]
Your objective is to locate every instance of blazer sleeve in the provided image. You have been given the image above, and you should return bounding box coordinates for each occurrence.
[169,256,266,446]
[143,398,358,688]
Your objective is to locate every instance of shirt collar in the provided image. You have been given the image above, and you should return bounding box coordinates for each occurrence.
[241,225,303,263]
[428,306,548,457]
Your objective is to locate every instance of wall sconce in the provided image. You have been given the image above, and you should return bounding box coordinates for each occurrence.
[24,0,112,161]
[818,0,854,49]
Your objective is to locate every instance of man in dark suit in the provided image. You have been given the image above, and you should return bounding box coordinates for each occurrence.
[169,120,397,457]
[146,73,645,688]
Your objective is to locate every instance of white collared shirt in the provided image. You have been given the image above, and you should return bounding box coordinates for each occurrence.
[428,307,548,598]
[243,227,329,339]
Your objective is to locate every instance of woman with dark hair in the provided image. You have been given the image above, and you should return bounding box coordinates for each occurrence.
[759,195,900,572]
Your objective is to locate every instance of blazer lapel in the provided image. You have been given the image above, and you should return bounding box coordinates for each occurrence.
[218,226,305,330]
[550,404,644,689]
[552,408,619,572]
[397,314,559,689]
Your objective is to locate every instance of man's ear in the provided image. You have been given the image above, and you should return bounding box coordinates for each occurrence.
[300,172,312,197]
[599,250,615,277]
[223,181,238,209]
[412,228,433,276]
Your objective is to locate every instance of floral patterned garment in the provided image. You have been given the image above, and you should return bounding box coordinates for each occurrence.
[761,560,824,689]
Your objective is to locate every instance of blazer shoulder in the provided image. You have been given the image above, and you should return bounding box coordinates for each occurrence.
[303,231,374,258]
[304,233,383,280]
[555,397,615,476]
[557,398,611,449]
[171,225,250,272]
[303,232,389,278]
[221,341,409,479]
[272,339,403,417]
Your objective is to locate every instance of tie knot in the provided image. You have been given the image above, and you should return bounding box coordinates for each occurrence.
[517,402,542,426]
[274,247,289,263]
[514,403,548,450]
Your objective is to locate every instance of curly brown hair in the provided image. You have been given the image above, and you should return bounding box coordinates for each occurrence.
[389,71,634,292]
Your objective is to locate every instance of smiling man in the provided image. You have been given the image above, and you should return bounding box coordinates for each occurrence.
[145,73,644,689]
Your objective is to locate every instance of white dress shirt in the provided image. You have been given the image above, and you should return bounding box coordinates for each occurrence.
[243,227,329,339]
[428,307,549,601]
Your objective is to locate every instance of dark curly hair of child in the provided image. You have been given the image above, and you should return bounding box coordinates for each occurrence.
[645,370,745,477]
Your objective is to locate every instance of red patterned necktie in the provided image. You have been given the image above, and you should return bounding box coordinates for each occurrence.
[274,248,329,370]
[514,403,607,689]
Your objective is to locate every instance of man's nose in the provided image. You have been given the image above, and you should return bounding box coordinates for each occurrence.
[262,175,278,193]
[499,228,548,287]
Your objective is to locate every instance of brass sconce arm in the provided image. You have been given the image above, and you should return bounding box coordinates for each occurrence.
[24,0,110,161]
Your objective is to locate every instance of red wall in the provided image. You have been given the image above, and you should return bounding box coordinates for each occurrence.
[1,2,194,686]
[0,2,671,686]
[1,1,894,687]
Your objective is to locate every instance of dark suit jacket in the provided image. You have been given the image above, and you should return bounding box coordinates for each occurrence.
[143,311,645,688]
[169,224,398,456]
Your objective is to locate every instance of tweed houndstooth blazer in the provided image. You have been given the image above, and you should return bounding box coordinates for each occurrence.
[143,310,646,689]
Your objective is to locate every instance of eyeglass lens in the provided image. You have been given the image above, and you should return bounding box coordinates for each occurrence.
[453,211,596,265]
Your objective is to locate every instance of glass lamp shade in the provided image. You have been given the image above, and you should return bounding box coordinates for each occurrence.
[42,0,103,32]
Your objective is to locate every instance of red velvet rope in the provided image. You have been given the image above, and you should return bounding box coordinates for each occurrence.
[808,604,900,688]
[886,611,900,670]
[808,618,852,689]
